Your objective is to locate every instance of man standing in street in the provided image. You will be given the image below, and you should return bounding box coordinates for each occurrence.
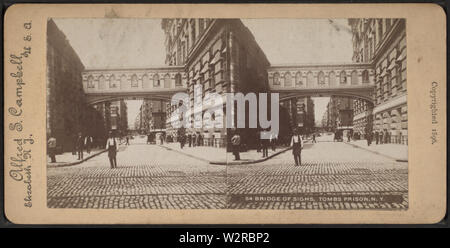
[76,132,84,160]
[231,130,241,161]
[261,135,269,158]
[84,135,93,154]
[366,132,372,146]
[106,132,118,169]
[47,135,57,163]
[178,127,186,149]
[291,129,304,166]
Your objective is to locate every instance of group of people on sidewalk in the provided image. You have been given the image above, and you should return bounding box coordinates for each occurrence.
[177,127,205,149]
[256,131,278,158]
[230,128,305,166]
[364,130,392,146]
[47,132,95,163]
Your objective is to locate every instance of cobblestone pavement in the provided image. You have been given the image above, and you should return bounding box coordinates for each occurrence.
[47,144,227,209]
[227,142,408,210]
[47,142,408,210]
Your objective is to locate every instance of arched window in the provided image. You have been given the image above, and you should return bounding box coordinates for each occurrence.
[175,73,182,86]
[295,72,302,86]
[87,75,95,88]
[284,72,292,87]
[131,74,138,87]
[351,70,359,85]
[153,74,160,87]
[306,71,314,87]
[120,74,128,89]
[329,71,336,86]
[109,75,116,88]
[318,71,325,86]
[164,73,171,88]
[273,72,280,85]
[362,70,369,84]
[142,74,150,89]
[98,75,106,90]
[340,71,347,85]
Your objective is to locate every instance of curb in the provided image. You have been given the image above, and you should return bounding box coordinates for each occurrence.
[344,142,408,162]
[47,149,107,168]
[158,144,291,165]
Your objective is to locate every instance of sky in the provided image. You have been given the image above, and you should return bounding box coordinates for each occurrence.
[54,18,353,127]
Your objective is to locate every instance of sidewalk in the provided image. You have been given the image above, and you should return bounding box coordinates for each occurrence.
[345,140,408,162]
[47,148,107,167]
[158,142,292,165]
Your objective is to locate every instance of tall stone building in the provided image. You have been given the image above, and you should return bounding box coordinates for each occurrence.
[322,96,354,131]
[279,96,315,135]
[349,19,407,144]
[47,19,107,152]
[161,19,270,148]
[138,99,166,132]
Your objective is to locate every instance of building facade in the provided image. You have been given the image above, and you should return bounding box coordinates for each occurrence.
[279,96,315,135]
[322,96,354,131]
[47,19,107,152]
[349,18,407,144]
[161,19,270,148]
[137,99,166,133]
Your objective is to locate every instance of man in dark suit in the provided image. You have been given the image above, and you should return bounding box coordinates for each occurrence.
[76,132,84,160]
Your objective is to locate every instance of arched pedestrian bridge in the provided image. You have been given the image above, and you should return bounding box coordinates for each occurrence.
[267,63,376,103]
[82,66,187,105]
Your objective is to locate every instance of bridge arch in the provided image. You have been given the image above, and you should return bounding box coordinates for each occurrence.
[278,91,374,105]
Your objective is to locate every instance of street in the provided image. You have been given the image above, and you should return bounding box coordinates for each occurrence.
[47,138,408,209]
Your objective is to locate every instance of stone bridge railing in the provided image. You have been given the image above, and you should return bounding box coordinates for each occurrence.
[81,66,187,94]
[268,63,375,90]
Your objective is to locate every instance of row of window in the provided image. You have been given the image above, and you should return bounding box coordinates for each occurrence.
[354,19,398,63]
[376,63,403,102]
[86,73,183,89]
[168,19,212,66]
[272,70,370,86]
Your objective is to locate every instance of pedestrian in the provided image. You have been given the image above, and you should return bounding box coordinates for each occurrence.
[188,133,192,147]
[47,135,57,163]
[375,131,379,145]
[178,127,186,149]
[76,132,84,160]
[270,133,276,151]
[312,133,316,143]
[125,135,130,145]
[105,132,118,169]
[256,130,261,153]
[379,131,384,144]
[197,133,202,146]
[84,135,93,154]
[192,133,197,147]
[160,133,164,145]
[231,130,241,160]
[261,136,269,158]
[366,132,372,146]
[290,129,304,166]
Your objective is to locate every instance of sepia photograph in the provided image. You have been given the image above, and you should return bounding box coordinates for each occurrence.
[45,17,408,210]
